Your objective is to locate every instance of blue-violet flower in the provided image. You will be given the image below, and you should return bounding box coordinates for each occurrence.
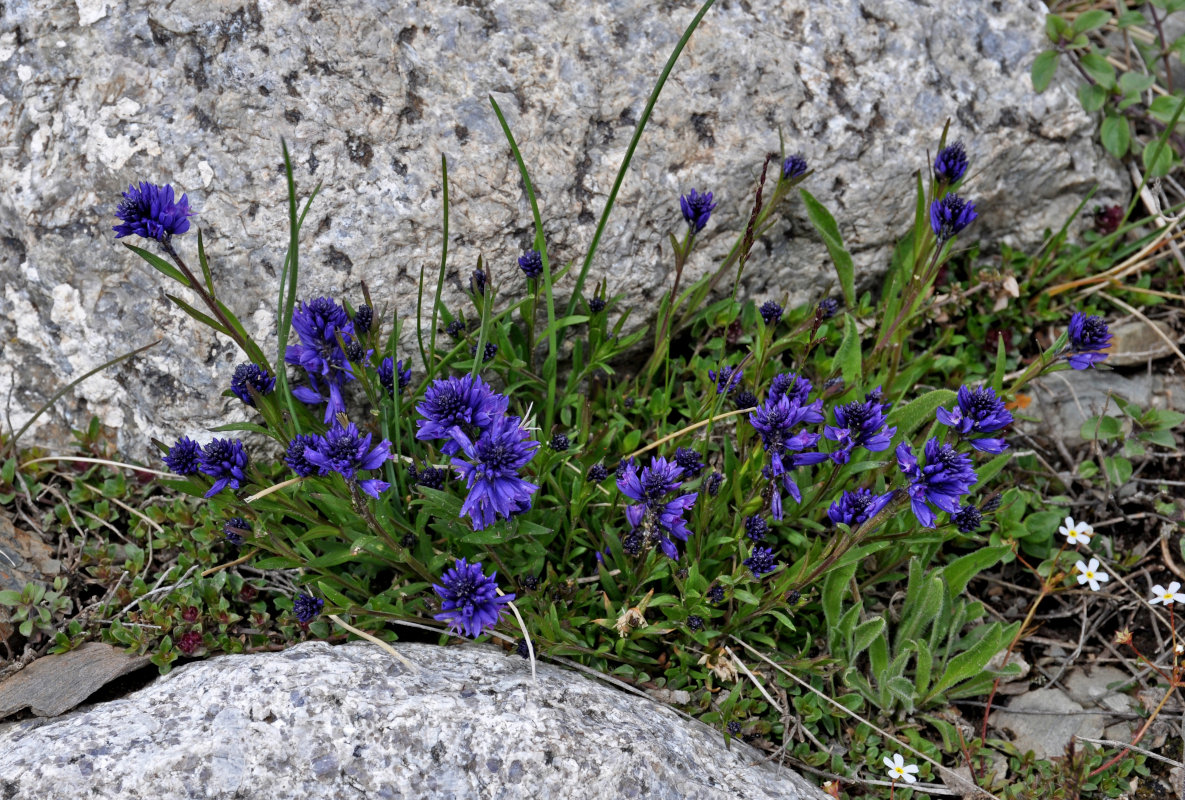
[828,488,894,528]
[416,374,509,455]
[934,140,968,184]
[930,194,977,241]
[1066,312,1112,369]
[229,362,276,407]
[433,557,514,638]
[113,182,194,241]
[936,384,1013,453]
[449,415,540,530]
[163,436,202,475]
[824,389,896,464]
[680,188,717,234]
[304,422,391,498]
[198,438,249,498]
[896,438,978,528]
[618,457,698,559]
[518,249,543,279]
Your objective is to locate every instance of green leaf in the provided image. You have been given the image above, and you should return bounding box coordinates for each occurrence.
[927,624,1004,700]
[1078,83,1109,112]
[1031,50,1060,93]
[1143,138,1176,177]
[944,546,1011,596]
[1100,114,1130,158]
[1118,72,1156,95]
[0,590,23,605]
[1023,510,1064,541]
[834,314,862,388]
[166,294,233,338]
[800,189,855,307]
[1079,52,1116,89]
[1149,95,1185,124]
[122,243,191,287]
[1103,455,1133,486]
[1045,14,1070,42]
[991,335,1006,392]
[1071,9,1111,35]
[851,617,886,658]
[975,451,1012,487]
[0,457,14,485]
[821,562,858,644]
[886,389,957,440]
[414,486,464,519]
[913,639,934,697]
[1081,415,1124,441]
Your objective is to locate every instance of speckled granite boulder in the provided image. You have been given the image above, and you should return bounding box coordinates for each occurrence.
[0,0,1124,458]
[0,641,827,799]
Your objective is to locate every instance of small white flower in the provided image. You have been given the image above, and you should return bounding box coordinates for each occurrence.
[883,753,919,784]
[1174,643,1183,655]
[1059,516,1093,546]
[1150,582,1185,605]
[1074,558,1109,592]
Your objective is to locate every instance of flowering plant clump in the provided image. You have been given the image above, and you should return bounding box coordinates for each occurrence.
[106,86,1127,792]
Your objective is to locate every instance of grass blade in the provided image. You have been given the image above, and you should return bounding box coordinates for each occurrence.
[7,340,160,453]
[566,0,719,318]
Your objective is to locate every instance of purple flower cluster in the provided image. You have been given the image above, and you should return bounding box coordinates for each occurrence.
[377,356,411,398]
[896,438,978,528]
[934,141,968,184]
[680,188,717,234]
[518,249,543,279]
[113,182,194,242]
[433,557,514,638]
[229,362,276,407]
[782,154,808,180]
[708,364,743,395]
[164,437,248,498]
[302,421,391,499]
[824,389,895,464]
[828,488,893,529]
[749,376,826,520]
[285,297,366,423]
[618,456,698,559]
[936,385,1012,453]
[930,194,977,241]
[293,593,324,624]
[416,375,509,455]
[1066,312,1112,369]
[418,375,538,530]
[759,301,783,326]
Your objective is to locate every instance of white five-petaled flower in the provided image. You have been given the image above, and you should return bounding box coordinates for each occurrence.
[883,753,919,784]
[1059,516,1093,546]
[1151,582,1185,605]
[1175,643,1183,655]
[1075,558,1109,592]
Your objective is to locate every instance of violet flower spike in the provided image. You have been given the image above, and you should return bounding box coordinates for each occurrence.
[617,457,698,559]
[304,422,391,498]
[1065,312,1112,370]
[896,438,978,528]
[198,438,249,498]
[449,415,540,530]
[930,194,977,242]
[680,188,717,234]
[113,182,194,241]
[433,558,514,638]
[823,389,895,464]
[935,384,1013,453]
[415,374,510,456]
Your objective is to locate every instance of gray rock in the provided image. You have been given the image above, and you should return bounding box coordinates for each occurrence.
[1021,369,1185,445]
[0,0,1125,458]
[988,686,1104,760]
[0,641,827,800]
